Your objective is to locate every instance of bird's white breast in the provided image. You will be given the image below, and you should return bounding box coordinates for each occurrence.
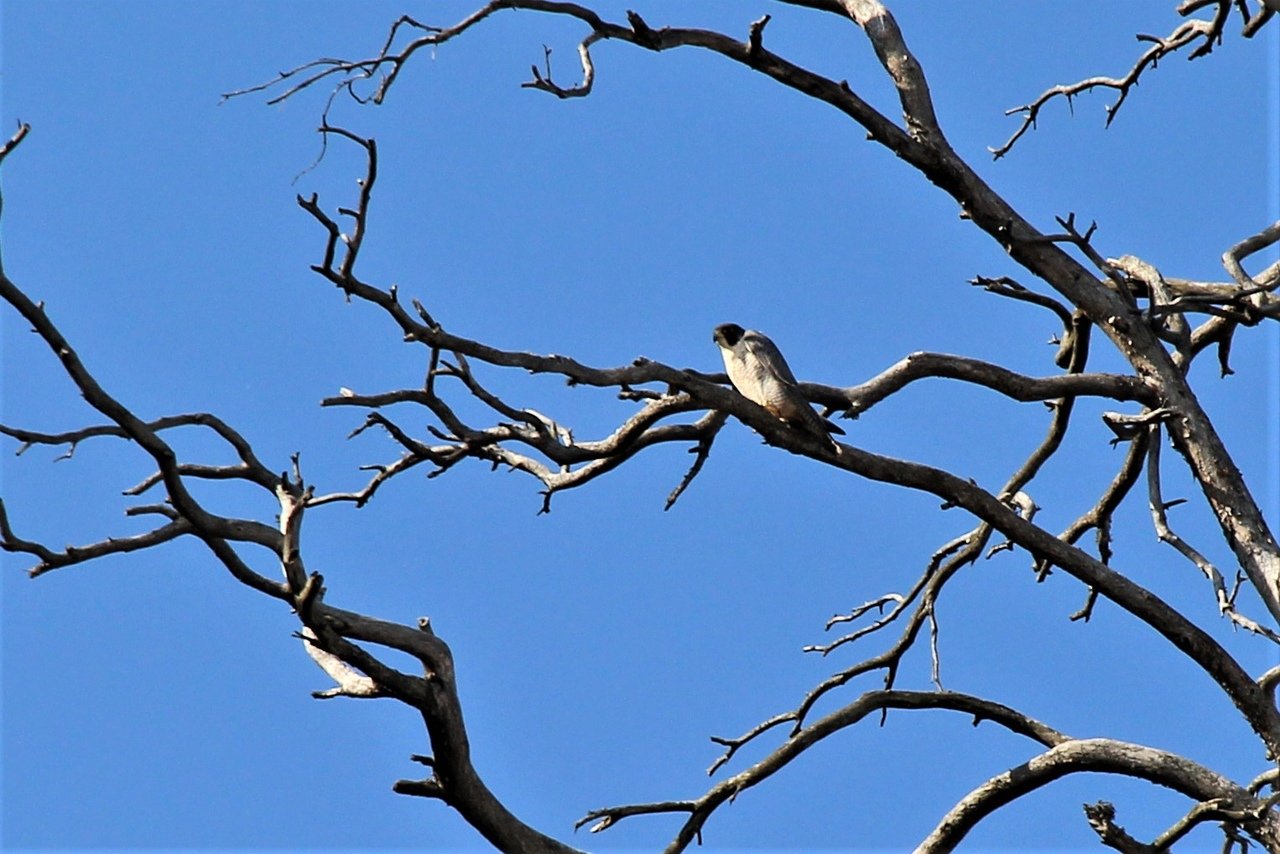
[720,345,788,410]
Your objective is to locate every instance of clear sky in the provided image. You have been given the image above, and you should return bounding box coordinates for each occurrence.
[2,2,1278,852]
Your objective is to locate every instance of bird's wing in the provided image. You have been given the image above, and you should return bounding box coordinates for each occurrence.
[743,330,841,449]
[741,331,800,386]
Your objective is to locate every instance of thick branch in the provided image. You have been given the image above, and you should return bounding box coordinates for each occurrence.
[835,352,1150,418]
[303,601,583,853]
[918,739,1279,852]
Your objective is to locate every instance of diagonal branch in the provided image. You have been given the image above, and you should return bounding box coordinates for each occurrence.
[1149,790,1280,850]
[991,2,1253,158]
[1146,425,1280,642]
[294,127,1280,760]
[1054,430,1150,622]
[824,439,1280,754]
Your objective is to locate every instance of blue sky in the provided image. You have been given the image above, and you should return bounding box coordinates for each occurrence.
[2,2,1278,851]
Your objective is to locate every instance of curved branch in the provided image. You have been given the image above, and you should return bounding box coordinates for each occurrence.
[0,498,194,577]
[971,276,1081,368]
[1223,220,1280,289]
[521,34,601,98]
[918,738,1278,852]
[245,3,919,160]
[587,689,1068,850]
[831,352,1150,419]
[1,249,579,849]
[296,589,584,853]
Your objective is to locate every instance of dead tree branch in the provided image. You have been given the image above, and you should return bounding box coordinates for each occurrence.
[584,689,1070,850]
[239,7,1280,638]
[1146,424,1280,643]
[0,252,581,853]
[992,1,1275,158]
[919,739,1279,852]
[277,118,1280,852]
[7,3,1279,850]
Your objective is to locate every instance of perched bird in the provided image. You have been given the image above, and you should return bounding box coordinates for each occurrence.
[712,323,844,451]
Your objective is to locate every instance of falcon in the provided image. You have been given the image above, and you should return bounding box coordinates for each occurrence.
[712,323,844,451]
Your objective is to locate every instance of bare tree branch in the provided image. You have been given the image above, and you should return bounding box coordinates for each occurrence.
[299,626,385,699]
[0,498,195,578]
[8,4,1278,850]
[1223,220,1280,289]
[247,6,1280,635]
[1056,428,1150,586]
[992,1,1274,158]
[289,120,1280,766]
[586,689,1071,850]
[1147,424,1280,643]
[0,267,582,853]
[1083,801,1158,853]
[837,351,1150,419]
[919,739,1279,852]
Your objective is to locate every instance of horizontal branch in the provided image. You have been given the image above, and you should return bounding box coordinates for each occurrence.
[1,412,278,488]
[0,498,194,577]
[829,351,1150,418]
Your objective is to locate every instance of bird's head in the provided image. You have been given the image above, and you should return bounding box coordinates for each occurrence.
[713,323,745,348]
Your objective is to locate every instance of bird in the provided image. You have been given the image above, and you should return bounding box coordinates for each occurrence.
[712,323,844,451]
